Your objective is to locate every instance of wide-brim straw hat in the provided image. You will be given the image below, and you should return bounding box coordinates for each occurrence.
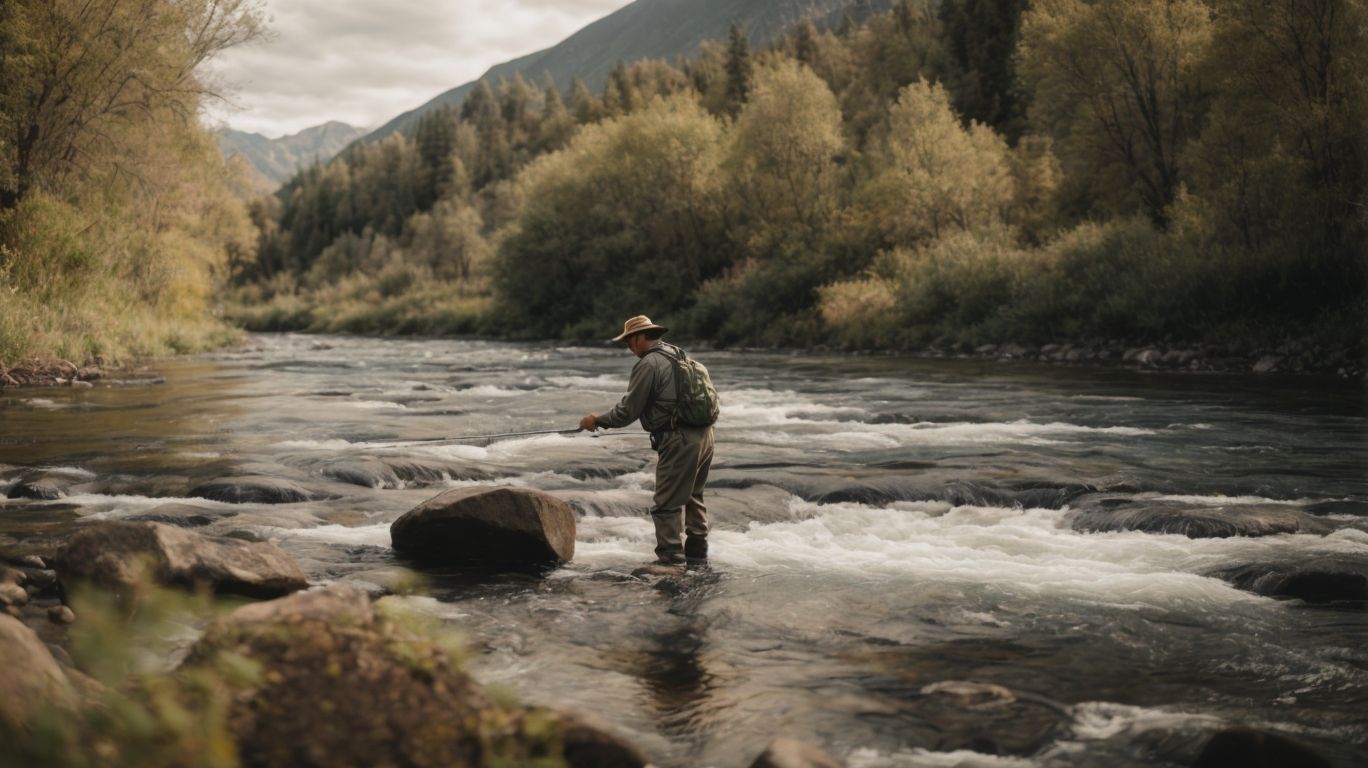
[611,315,668,342]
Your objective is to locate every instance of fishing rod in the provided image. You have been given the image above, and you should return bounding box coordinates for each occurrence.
[367,428,633,446]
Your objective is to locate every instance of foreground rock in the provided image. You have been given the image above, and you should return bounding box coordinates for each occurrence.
[1069,497,1332,538]
[183,585,644,767]
[391,486,576,567]
[55,521,307,597]
[0,614,76,730]
[751,737,843,768]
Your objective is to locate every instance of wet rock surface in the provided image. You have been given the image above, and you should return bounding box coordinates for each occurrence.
[124,502,239,528]
[0,614,76,729]
[1192,727,1331,768]
[182,585,490,767]
[189,475,319,504]
[1213,557,1368,603]
[391,486,576,567]
[1068,496,1333,538]
[180,585,646,768]
[54,521,307,597]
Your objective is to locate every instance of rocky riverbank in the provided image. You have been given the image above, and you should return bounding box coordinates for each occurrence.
[814,341,1365,379]
[0,359,107,388]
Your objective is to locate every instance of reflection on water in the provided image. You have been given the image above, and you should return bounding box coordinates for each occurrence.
[2,333,1367,766]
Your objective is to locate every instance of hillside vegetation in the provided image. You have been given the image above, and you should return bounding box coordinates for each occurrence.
[235,0,1367,357]
[0,0,263,369]
[366,0,891,141]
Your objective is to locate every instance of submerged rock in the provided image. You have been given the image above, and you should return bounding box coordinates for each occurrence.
[0,614,76,730]
[903,679,1068,755]
[1193,727,1330,768]
[6,480,67,500]
[1213,558,1368,603]
[321,457,478,489]
[556,711,650,768]
[55,521,307,597]
[750,737,843,768]
[391,486,576,567]
[1069,498,1332,538]
[189,476,316,504]
[125,503,237,528]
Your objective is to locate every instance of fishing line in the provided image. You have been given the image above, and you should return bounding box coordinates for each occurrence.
[366,428,635,447]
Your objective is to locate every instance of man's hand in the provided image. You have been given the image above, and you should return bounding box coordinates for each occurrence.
[579,414,598,432]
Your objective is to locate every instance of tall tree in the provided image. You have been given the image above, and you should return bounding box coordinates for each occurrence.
[724,23,754,116]
[1019,0,1212,226]
[938,0,1029,139]
[0,0,263,211]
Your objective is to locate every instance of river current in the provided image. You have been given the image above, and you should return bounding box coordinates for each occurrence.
[2,333,1366,767]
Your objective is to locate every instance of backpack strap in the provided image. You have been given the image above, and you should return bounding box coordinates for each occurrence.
[645,344,685,430]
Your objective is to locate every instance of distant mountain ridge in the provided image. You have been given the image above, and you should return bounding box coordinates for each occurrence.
[217,121,367,188]
[366,0,891,142]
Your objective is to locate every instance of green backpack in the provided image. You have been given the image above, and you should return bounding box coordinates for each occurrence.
[650,344,720,428]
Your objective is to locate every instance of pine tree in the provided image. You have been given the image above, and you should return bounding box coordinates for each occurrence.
[724,23,753,116]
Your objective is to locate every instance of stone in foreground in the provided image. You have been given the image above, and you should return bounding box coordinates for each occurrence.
[182,585,645,768]
[183,586,488,767]
[391,486,575,566]
[0,614,76,730]
[55,521,307,597]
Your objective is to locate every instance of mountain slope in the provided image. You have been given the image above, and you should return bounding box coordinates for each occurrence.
[366,0,890,141]
[217,121,367,188]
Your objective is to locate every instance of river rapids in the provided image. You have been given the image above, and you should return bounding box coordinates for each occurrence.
[2,333,1366,767]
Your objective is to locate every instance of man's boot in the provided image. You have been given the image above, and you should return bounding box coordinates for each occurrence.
[684,535,708,562]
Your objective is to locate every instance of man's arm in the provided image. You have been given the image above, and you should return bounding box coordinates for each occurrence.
[587,359,657,430]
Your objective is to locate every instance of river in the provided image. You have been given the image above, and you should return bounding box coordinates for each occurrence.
[2,333,1366,767]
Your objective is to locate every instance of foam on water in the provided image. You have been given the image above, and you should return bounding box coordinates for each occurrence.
[848,747,1038,768]
[346,399,409,410]
[545,374,625,390]
[1066,701,1224,740]
[1150,493,1318,506]
[61,493,240,515]
[265,523,393,547]
[575,498,1368,611]
[456,384,527,397]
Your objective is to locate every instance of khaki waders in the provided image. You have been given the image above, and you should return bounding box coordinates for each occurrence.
[650,424,714,563]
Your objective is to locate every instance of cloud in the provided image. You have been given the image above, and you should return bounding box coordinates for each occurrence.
[203,0,627,137]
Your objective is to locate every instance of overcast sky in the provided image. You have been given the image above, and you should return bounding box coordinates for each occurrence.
[203,0,628,138]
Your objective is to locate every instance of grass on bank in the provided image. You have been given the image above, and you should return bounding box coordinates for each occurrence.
[223,261,492,336]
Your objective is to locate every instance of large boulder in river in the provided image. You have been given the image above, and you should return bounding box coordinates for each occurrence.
[55,521,307,597]
[391,486,576,566]
[0,614,76,730]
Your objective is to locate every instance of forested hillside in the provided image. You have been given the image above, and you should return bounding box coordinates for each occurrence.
[366,0,893,141]
[0,0,263,370]
[235,0,1366,358]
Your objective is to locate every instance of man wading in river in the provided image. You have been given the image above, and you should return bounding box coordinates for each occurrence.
[579,315,719,566]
